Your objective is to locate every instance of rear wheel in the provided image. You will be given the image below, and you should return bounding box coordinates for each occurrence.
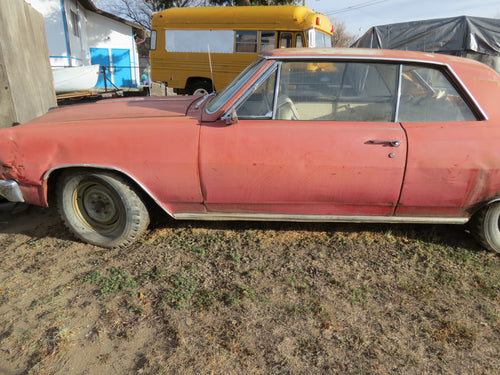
[57,171,149,248]
[187,80,212,96]
[470,202,500,253]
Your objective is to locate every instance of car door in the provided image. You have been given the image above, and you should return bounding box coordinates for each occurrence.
[199,61,407,216]
[395,64,494,217]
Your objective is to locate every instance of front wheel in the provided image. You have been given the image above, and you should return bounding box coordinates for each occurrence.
[470,202,500,253]
[57,171,150,248]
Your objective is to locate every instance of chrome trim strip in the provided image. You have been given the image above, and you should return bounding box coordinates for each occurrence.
[264,55,455,65]
[272,61,282,119]
[172,212,468,224]
[0,180,25,203]
[194,92,215,109]
[43,164,173,216]
[394,64,403,122]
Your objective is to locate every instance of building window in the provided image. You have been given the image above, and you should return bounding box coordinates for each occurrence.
[70,10,80,37]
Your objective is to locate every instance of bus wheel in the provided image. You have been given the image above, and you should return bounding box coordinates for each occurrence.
[188,80,212,96]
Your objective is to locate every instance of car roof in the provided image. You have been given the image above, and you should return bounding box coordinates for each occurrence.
[261,47,484,67]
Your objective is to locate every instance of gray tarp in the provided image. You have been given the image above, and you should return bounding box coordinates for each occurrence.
[353,16,500,73]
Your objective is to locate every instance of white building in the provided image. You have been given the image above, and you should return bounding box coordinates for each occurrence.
[26,0,146,88]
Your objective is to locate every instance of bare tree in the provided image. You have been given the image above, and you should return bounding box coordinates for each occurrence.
[331,20,358,47]
[94,0,300,30]
[94,0,207,30]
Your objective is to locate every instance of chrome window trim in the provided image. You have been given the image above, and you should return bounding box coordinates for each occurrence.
[43,164,173,216]
[394,64,403,122]
[263,55,488,120]
[271,61,282,119]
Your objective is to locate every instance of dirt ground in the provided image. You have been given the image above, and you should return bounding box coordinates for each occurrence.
[0,203,498,374]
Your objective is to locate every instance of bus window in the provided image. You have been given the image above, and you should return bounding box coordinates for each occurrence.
[260,31,276,52]
[296,33,304,47]
[307,29,332,47]
[280,32,293,48]
[236,30,258,53]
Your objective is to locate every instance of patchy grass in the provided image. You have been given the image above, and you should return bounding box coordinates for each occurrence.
[0,207,498,374]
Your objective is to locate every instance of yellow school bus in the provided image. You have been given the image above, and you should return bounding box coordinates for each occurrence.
[150,6,333,95]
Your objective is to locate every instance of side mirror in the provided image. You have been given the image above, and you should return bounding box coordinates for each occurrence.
[223,106,239,125]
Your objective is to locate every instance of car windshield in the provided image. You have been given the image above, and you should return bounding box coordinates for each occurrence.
[206,58,266,113]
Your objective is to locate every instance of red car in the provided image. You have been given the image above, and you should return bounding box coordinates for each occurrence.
[1,48,500,252]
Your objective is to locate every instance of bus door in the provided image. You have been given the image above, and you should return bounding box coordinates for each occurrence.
[279,32,305,48]
[279,32,293,48]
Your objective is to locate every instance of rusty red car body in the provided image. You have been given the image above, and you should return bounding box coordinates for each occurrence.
[1,48,500,251]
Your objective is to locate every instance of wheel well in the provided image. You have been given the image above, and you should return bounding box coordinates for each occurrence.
[466,198,500,222]
[185,77,213,91]
[46,167,168,220]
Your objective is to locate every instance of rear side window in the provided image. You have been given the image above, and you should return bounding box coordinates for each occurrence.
[398,65,477,122]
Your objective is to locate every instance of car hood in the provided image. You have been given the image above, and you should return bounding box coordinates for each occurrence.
[25,96,200,125]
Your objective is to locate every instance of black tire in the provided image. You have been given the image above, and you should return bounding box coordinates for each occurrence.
[188,80,212,96]
[57,171,150,248]
[470,202,500,253]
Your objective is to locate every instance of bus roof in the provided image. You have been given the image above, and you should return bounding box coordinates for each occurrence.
[151,6,333,35]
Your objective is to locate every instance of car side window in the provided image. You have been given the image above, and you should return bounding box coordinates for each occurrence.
[237,69,277,119]
[398,65,477,122]
[275,61,399,121]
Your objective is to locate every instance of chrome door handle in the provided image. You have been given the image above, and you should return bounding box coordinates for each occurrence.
[368,140,401,147]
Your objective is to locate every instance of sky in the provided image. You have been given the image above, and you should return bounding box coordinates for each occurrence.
[306,0,500,37]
